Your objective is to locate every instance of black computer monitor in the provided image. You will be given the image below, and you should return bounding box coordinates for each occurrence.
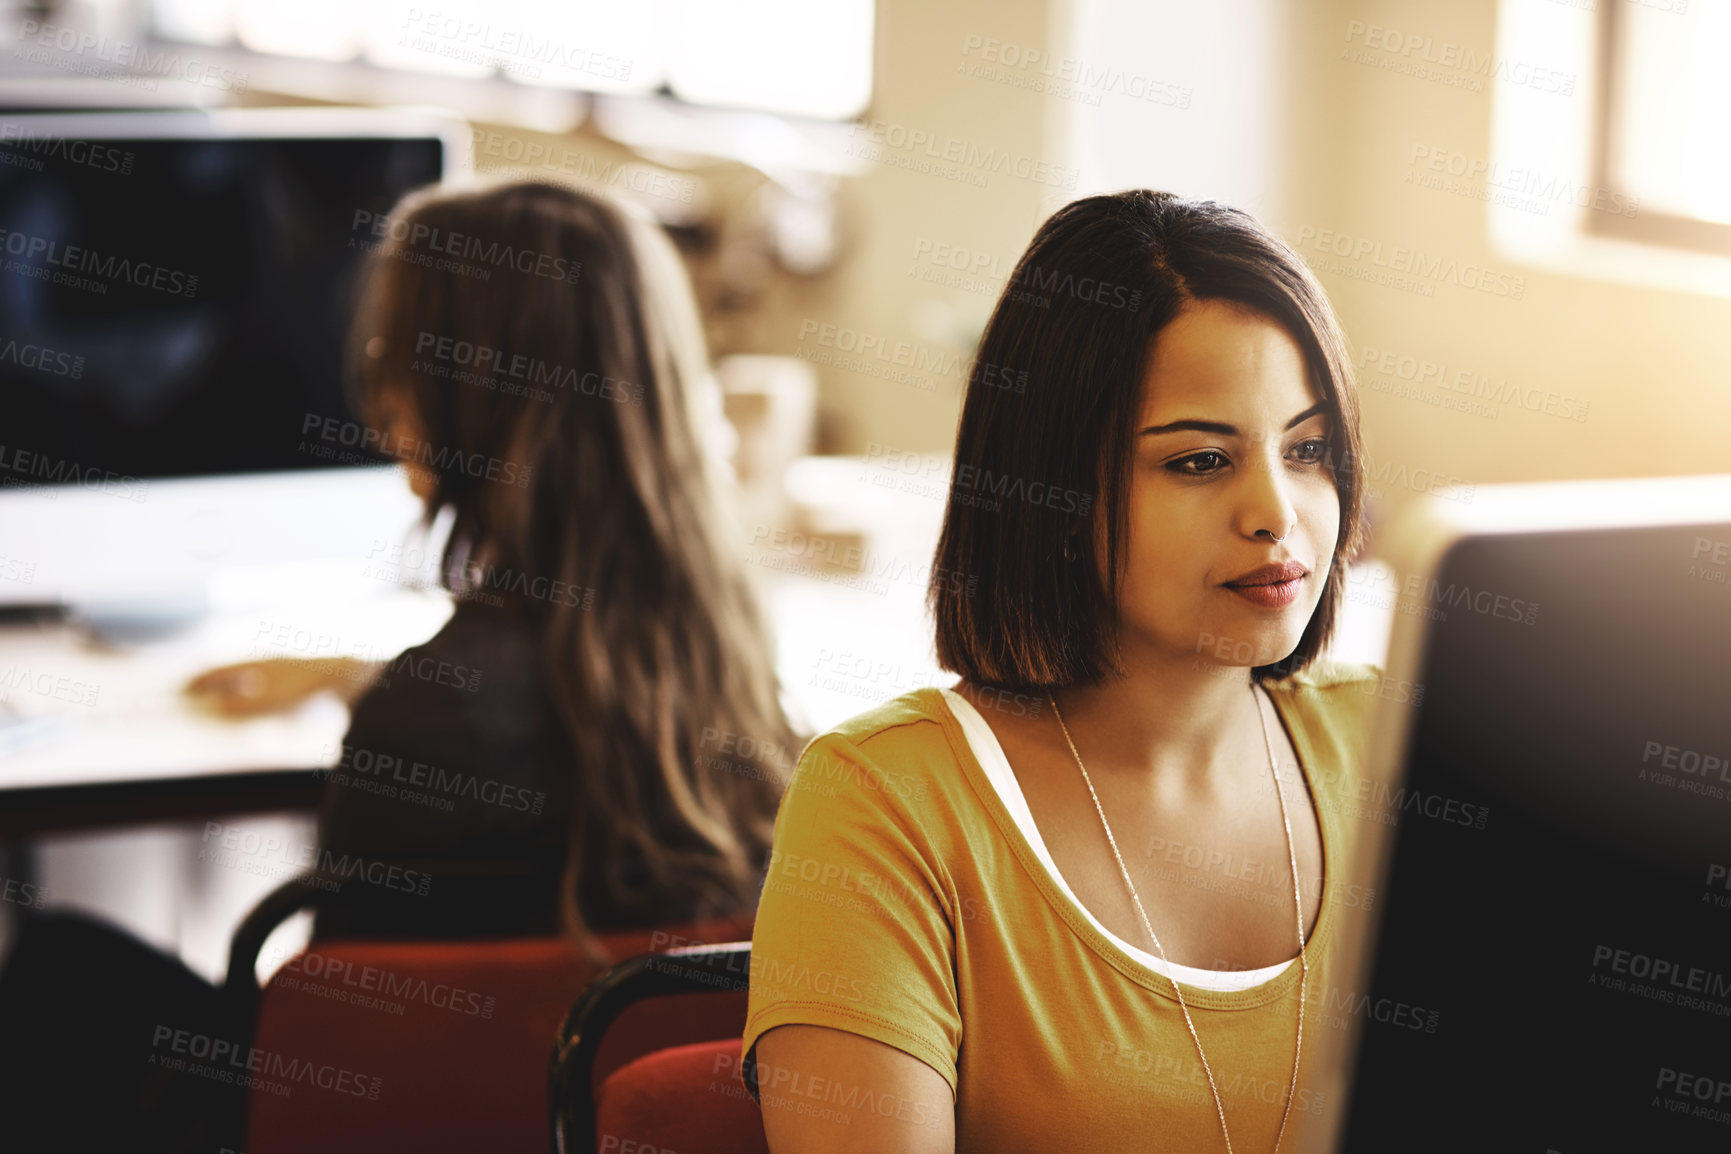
[0,107,452,484]
[0,108,464,615]
[1312,476,1731,1153]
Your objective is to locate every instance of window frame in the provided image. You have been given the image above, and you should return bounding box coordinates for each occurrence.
[1587,0,1731,257]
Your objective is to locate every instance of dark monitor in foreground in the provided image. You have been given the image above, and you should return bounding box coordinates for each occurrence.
[1312,476,1731,1154]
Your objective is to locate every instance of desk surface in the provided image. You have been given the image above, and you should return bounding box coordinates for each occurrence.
[0,458,1395,808]
[0,571,454,791]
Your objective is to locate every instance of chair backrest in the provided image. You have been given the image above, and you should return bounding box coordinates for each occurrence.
[243,921,751,1154]
[594,1039,771,1154]
[552,943,765,1154]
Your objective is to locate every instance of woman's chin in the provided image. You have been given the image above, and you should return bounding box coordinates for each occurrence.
[1186,620,1307,670]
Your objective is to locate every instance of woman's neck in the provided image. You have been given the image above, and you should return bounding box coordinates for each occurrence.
[1048,649,1264,801]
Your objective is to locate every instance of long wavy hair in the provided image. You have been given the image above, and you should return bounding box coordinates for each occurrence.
[347,179,795,952]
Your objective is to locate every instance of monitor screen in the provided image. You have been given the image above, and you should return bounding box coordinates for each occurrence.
[0,125,444,484]
[1336,514,1731,1152]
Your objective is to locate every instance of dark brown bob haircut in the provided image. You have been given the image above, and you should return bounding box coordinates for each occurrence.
[928,189,1367,690]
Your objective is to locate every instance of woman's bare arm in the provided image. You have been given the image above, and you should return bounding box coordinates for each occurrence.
[754,1025,955,1154]
[184,656,385,715]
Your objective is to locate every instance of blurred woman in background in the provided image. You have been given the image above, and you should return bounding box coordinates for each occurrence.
[194,179,796,947]
[307,178,797,945]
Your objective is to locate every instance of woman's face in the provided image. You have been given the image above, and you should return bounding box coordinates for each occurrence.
[1100,298,1340,672]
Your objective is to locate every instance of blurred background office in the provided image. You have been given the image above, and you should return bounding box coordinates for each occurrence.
[0,0,1725,997]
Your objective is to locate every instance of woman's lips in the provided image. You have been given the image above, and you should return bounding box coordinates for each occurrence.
[1223,573,1304,608]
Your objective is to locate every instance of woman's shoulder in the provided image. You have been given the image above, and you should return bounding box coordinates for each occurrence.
[794,688,950,769]
[375,600,540,692]
[1268,657,1384,692]
[816,687,951,746]
[1263,658,1397,718]
[786,688,979,816]
[1262,656,1385,741]
[417,599,541,666]
[345,600,554,755]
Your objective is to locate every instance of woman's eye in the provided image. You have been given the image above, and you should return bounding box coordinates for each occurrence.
[1167,439,1330,475]
[1170,450,1228,476]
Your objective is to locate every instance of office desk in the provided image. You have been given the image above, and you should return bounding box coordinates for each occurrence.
[0,462,1397,835]
[0,573,454,835]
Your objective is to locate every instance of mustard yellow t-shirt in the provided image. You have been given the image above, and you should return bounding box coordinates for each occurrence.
[742,661,1386,1152]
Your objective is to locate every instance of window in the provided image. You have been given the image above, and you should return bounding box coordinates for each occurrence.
[1593,0,1731,254]
[148,0,874,120]
[1487,0,1731,295]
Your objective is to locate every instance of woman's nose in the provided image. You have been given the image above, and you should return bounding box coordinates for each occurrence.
[1238,443,1300,541]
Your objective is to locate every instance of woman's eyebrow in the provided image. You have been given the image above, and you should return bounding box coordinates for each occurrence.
[1137,401,1329,438]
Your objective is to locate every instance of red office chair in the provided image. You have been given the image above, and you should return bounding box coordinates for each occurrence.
[551,942,768,1154]
[223,871,752,1154]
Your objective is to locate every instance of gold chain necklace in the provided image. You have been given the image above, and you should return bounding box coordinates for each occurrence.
[1046,682,1309,1154]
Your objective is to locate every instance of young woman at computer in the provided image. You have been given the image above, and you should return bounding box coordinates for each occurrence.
[187,179,797,945]
[743,191,1379,1153]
